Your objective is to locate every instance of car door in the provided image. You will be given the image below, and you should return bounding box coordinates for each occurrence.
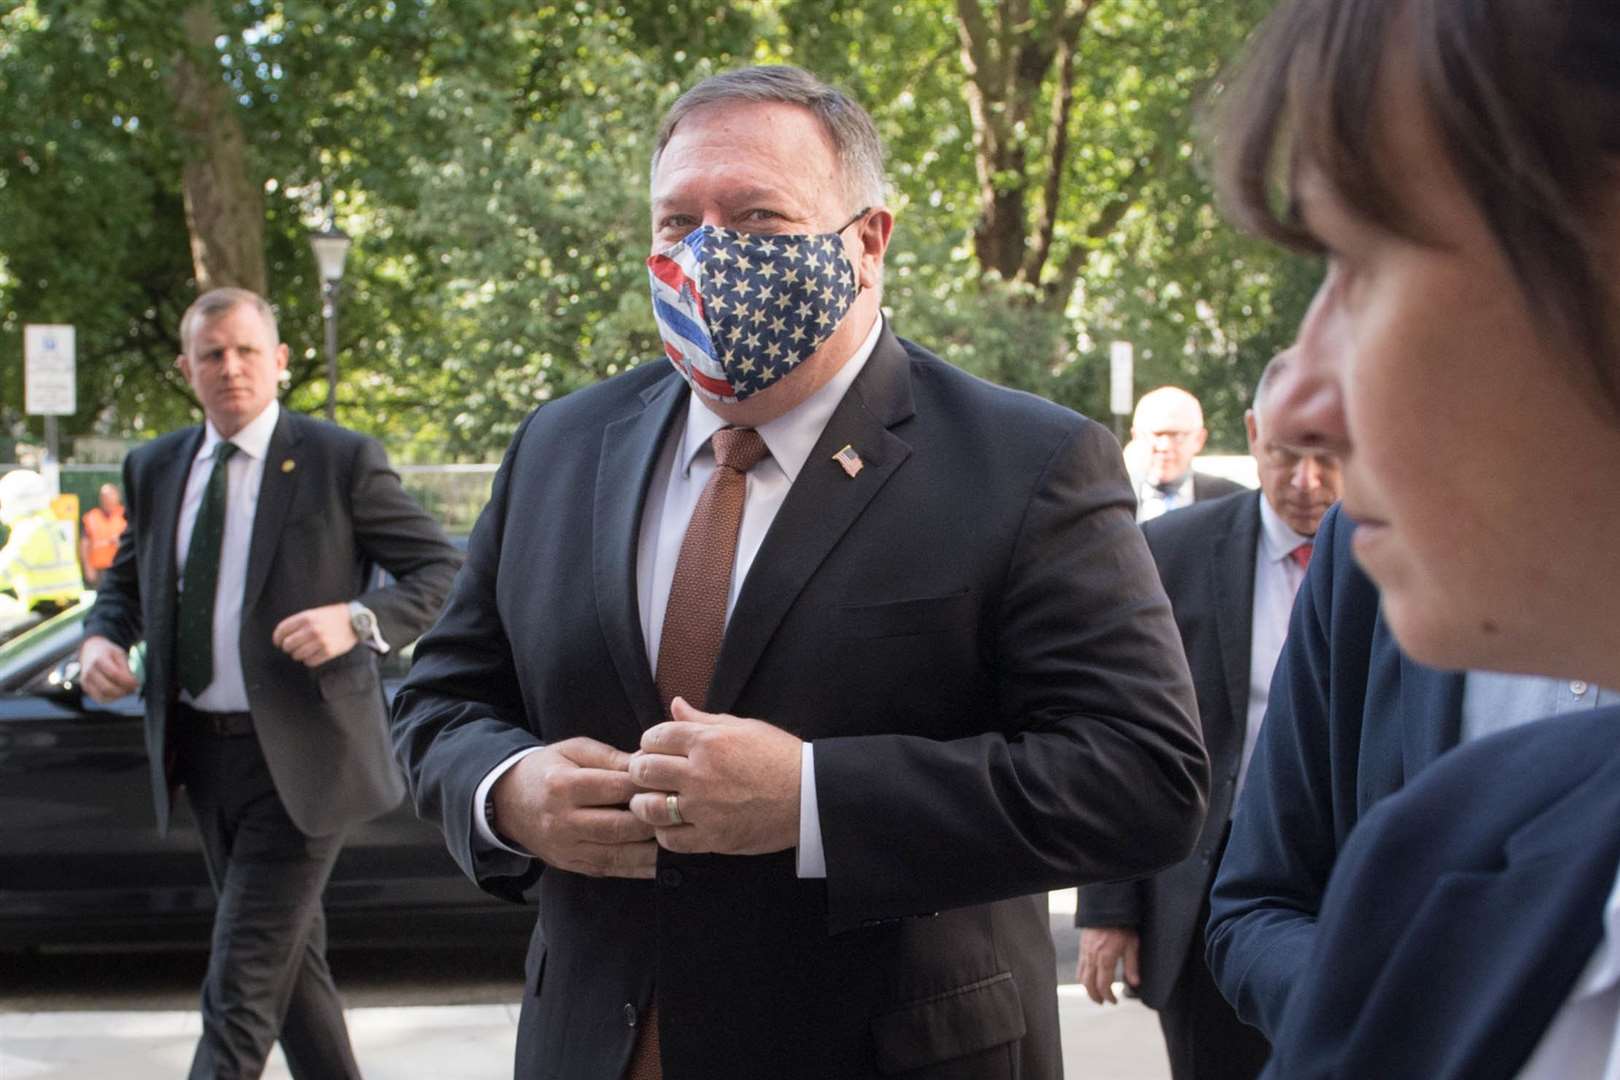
[0,612,213,947]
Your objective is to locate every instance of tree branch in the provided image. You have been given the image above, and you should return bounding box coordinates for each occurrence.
[1020,21,1084,285]
[1041,143,1166,310]
[954,0,998,89]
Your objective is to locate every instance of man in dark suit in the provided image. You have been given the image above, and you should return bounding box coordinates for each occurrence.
[1127,386,1247,521]
[390,65,1208,1080]
[1075,352,1340,1080]
[79,287,461,1079]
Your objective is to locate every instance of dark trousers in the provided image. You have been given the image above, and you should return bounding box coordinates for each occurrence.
[1157,888,1269,1080]
[178,726,362,1080]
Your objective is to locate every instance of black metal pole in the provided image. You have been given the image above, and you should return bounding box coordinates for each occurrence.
[322,280,339,422]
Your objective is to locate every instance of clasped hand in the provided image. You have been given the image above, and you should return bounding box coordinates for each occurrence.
[491,698,802,879]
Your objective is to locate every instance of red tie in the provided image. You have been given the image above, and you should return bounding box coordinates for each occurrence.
[1290,542,1314,570]
[628,427,769,1080]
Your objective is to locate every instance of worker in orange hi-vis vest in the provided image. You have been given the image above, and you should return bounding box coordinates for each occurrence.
[80,483,127,586]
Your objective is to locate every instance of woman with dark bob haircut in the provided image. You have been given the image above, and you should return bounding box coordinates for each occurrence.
[1211,0,1620,1077]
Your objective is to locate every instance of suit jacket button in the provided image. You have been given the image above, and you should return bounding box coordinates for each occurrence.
[623,1003,637,1028]
[659,868,683,888]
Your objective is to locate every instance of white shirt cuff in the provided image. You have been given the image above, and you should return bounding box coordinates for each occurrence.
[472,746,545,855]
[795,741,826,878]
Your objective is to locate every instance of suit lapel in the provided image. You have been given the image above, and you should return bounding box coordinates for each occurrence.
[148,427,206,681]
[241,410,301,613]
[1210,492,1260,731]
[595,374,687,735]
[706,330,915,716]
[1414,741,1620,1077]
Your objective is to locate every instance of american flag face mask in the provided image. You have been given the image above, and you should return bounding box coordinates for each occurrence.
[646,211,866,403]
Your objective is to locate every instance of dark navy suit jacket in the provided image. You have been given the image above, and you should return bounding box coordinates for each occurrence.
[1078,490,1262,1008]
[1258,705,1620,1078]
[1204,504,1466,1038]
[392,329,1207,1080]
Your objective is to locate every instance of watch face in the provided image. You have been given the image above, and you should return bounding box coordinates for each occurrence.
[351,611,375,636]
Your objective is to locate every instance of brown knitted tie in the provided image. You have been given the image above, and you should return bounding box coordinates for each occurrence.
[627,426,769,1080]
[653,426,770,718]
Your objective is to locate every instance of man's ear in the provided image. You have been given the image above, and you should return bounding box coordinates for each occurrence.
[853,208,893,291]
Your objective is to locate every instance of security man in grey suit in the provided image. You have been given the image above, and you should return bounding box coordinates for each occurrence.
[1076,352,1340,1080]
[80,287,461,1079]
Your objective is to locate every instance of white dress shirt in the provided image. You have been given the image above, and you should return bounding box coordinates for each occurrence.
[1234,495,1310,808]
[1519,866,1620,1079]
[1136,472,1195,523]
[175,400,280,713]
[1461,671,1618,743]
[474,317,883,878]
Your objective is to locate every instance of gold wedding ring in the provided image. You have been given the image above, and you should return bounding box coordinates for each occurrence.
[666,792,684,826]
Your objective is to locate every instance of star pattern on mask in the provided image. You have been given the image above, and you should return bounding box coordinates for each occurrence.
[695,227,858,397]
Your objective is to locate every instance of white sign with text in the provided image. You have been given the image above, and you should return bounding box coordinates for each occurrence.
[24,324,76,415]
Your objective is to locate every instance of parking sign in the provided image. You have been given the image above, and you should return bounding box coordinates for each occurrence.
[24,324,76,416]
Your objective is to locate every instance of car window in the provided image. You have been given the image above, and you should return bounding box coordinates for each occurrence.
[0,599,90,692]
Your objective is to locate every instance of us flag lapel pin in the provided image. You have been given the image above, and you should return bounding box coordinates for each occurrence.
[832,444,863,478]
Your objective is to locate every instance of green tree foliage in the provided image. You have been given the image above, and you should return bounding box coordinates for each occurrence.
[771,0,1319,443]
[1,0,1314,458]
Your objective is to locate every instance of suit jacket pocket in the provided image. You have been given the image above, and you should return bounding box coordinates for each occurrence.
[316,652,378,701]
[841,590,975,640]
[870,970,1025,1075]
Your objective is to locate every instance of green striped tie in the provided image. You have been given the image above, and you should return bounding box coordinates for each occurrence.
[176,440,238,697]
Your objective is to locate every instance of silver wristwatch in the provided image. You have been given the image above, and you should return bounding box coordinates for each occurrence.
[347,600,390,654]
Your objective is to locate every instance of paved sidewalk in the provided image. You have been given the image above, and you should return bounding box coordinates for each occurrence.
[0,992,1167,1080]
[1,891,1171,1079]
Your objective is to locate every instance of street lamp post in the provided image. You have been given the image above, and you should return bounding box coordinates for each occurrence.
[309,224,352,422]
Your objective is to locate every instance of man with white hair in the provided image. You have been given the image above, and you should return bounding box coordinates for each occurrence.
[0,469,82,616]
[1130,386,1245,521]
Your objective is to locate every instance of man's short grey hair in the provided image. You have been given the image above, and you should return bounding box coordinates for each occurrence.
[651,66,887,210]
[180,287,279,357]
[1252,348,1296,413]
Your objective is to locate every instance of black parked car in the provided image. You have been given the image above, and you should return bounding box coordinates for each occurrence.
[0,599,533,951]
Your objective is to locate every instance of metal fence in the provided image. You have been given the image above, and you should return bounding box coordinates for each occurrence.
[0,463,499,541]
[7,454,1257,543]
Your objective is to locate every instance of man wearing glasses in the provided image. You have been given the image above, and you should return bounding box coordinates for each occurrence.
[1129,386,1245,521]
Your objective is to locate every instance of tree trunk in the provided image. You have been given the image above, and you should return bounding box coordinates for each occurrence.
[169,3,266,295]
[957,0,1116,303]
